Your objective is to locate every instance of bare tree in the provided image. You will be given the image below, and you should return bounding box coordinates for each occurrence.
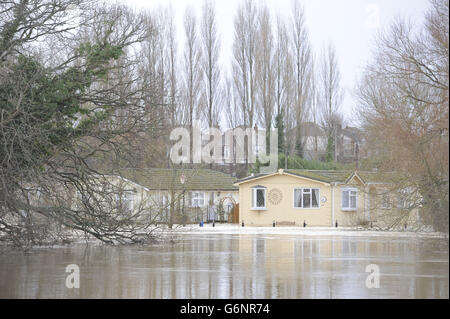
[166,6,179,128]
[140,6,183,166]
[0,0,166,247]
[182,5,202,131]
[274,16,290,118]
[318,42,343,161]
[273,15,293,167]
[309,56,321,159]
[224,74,242,129]
[356,0,449,231]
[136,11,172,168]
[181,6,202,163]
[255,4,275,150]
[150,6,180,129]
[200,0,221,128]
[290,0,313,157]
[232,0,258,129]
[283,51,296,166]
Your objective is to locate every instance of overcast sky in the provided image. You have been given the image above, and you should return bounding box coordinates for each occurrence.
[116,0,429,126]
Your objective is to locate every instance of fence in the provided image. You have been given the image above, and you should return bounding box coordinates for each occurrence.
[151,203,238,225]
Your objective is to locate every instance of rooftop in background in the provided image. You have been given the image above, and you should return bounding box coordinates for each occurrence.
[116,168,238,191]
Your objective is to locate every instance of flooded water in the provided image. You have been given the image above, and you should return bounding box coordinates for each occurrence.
[0,233,448,298]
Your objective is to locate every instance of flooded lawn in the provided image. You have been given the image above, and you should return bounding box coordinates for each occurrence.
[0,232,448,298]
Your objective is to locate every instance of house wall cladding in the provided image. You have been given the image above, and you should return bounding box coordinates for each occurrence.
[237,171,420,228]
[239,174,334,226]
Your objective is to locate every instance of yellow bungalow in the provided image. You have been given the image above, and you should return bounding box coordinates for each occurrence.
[234,169,420,228]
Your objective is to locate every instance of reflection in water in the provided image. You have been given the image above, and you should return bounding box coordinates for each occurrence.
[0,234,448,298]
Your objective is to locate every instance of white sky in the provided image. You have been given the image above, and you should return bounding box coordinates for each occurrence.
[115,0,429,126]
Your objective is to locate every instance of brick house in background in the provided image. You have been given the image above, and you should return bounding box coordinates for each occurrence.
[298,122,366,166]
[171,123,366,178]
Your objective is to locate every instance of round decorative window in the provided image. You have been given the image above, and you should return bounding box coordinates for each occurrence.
[268,188,283,205]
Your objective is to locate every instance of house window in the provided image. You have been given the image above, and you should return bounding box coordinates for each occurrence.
[381,193,391,209]
[294,188,320,208]
[397,188,413,209]
[191,192,205,207]
[342,188,357,211]
[223,145,230,160]
[397,196,408,209]
[157,192,170,208]
[209,192,215,206]
[251,187,266,209]
[117,191,134,213]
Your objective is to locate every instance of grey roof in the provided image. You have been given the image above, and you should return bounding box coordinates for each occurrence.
[235,169,384,185]
[299,122,326,137]
[341,126,363,142]
[116,168,238,191]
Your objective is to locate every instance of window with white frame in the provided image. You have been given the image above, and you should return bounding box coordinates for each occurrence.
[397,188,413,209]
[342,188,357,211]
[117,191,134,213]
[251,186,266,209]
[191,192,205,207]
[223,145,230,160]
[381,193,391,209]
[156,192,170,208]
[294,188,320,208]
[397,195,408,209]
